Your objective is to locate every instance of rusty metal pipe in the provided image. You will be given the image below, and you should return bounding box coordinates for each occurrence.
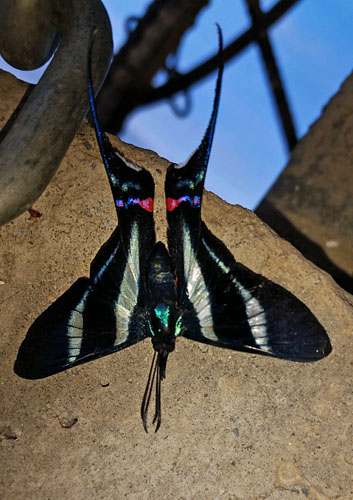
[0,0,113,226]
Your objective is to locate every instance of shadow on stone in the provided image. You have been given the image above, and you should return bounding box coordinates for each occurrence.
[255,200,353,295]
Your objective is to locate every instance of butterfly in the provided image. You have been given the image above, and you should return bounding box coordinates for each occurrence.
[14,27,331,432]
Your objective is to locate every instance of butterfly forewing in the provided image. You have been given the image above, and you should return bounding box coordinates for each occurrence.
[165,28,331,363]
[15,40,156,380]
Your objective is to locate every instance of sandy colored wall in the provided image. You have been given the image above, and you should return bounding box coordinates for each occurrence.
[0,70,352,499]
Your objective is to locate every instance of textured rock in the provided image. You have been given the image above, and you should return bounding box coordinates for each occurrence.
[256,72,353,294]
[0,73,352,500]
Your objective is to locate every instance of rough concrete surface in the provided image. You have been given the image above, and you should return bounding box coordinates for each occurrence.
[0,71,352,499]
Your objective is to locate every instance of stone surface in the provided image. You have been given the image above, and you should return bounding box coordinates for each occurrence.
[0,73,352,500]
[256,72,353,293]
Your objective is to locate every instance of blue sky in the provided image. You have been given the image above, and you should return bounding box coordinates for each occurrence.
[1,0,353,208]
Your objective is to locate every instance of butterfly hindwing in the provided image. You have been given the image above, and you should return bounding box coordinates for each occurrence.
[15,278,91,378]
[180,224,331,361]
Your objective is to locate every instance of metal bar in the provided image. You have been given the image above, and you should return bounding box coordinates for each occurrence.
[245,0,297,151]
[0,0,113,226]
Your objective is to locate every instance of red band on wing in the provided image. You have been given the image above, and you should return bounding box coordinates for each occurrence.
[166,198,179,211]
[166,196,200,211]
[141,197,153,212]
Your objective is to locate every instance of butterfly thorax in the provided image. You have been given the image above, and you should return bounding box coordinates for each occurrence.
[149,302,182,361]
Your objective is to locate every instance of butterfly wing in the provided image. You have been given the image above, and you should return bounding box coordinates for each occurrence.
[179,223,331,361]
[15,213,154,379]
[14,41,156,379]
[165,28,331,362]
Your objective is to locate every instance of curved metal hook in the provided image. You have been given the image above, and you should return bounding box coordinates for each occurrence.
[0,0,113,226]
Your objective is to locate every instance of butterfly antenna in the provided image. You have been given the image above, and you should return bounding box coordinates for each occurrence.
[152,353,163,432]
[141,352,158,432]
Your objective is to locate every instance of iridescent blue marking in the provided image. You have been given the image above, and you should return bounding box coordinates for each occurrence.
[116,197,153,212]
[87,34,111,172]
[93,244,119,284]
[178,195,201,207]
[116,197,141,209]
[180,195,200,206]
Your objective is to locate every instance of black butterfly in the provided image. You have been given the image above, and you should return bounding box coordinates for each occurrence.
[14,27,331,432]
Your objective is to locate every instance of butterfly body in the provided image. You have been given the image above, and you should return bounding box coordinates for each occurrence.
[146,242,182,355]
[14,27,331,431]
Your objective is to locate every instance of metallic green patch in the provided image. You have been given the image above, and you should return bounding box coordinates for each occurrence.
[148,321,154,336]
[175,316,182,337]
[154,303,170,327]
